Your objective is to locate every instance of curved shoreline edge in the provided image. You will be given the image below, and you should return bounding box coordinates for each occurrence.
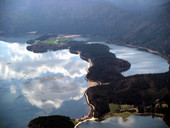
[26,36,131,126]
[26,36,170,127]
[74,92,97,128]
[109,42,170,66]
[73,42,170,128]
[74,59,99,128]
[126,44,170,65]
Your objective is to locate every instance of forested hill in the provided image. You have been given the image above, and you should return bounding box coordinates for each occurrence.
[0,0,170,59]
[0,0,169,37]
[108,2,170,63]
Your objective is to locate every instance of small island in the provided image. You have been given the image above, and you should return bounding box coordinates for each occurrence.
[28,115,74,128]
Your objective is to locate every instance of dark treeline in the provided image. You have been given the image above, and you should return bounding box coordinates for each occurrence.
[28,115,74,128]
[27,43,68,53]
[26,36,87,53]
[70,43,131,83]
[87,71,170,121]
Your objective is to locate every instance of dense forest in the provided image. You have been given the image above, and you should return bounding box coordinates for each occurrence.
[87,71,170,118]
[26,35,87,53]
[28,115,74,128]
[70,43,130,83]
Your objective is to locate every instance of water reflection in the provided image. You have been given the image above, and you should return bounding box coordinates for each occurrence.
[117,116,135,127]
[0,41,88,79]
[22,78,87,112]
[0,38,89,128]
[0,36,169,128]
[79,116,169,128]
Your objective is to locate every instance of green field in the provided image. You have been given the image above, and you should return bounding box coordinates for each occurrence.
[121,104,134,109]
[43,40,56,44]
[72,121,79,126]
[104,112,139,119]
[35,37,68,45]
[104,104,138,119]
[109,104,118,112]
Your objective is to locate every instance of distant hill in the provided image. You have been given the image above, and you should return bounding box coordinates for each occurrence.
[0,0,169,36]
[108,2,170,62]
[0,0,170,59]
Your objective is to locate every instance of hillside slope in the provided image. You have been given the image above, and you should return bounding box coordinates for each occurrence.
[108,2,170,62]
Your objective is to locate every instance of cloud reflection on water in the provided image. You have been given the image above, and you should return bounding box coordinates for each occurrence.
[22,78,87,112]
[0,40,89,112]
[0,41,88,80]
[117,116,135,127]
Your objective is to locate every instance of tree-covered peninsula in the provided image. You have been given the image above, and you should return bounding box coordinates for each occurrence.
[26,35,87,53]
[26,35,170,127]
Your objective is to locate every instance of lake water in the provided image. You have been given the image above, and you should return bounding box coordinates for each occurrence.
[89,41,169,76]
[74,37,169,128]
[78,115,169,128]
[0,35,169,128]
[0,36,89,128]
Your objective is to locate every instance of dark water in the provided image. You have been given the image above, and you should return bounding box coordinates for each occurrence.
[0,36,169,128]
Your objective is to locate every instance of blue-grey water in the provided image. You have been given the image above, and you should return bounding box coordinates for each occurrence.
[74,37,169,128]
[78,115,169,128]
[0,35,89,128]
[0,35,169,128]
[88,41,169,76]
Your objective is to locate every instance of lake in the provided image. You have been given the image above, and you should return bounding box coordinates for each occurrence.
[0,35,89,128]
[78,115,169,128]
[0,35,169,128]
[88,41,169,76]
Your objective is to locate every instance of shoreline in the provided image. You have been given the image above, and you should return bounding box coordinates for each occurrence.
[25,36,170,127]
[111,42,170,66]
[74,56,99,128]
[74,92,97,128]
[86,59,101,87]
[126,44,170,65]
[74,41,170,128]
